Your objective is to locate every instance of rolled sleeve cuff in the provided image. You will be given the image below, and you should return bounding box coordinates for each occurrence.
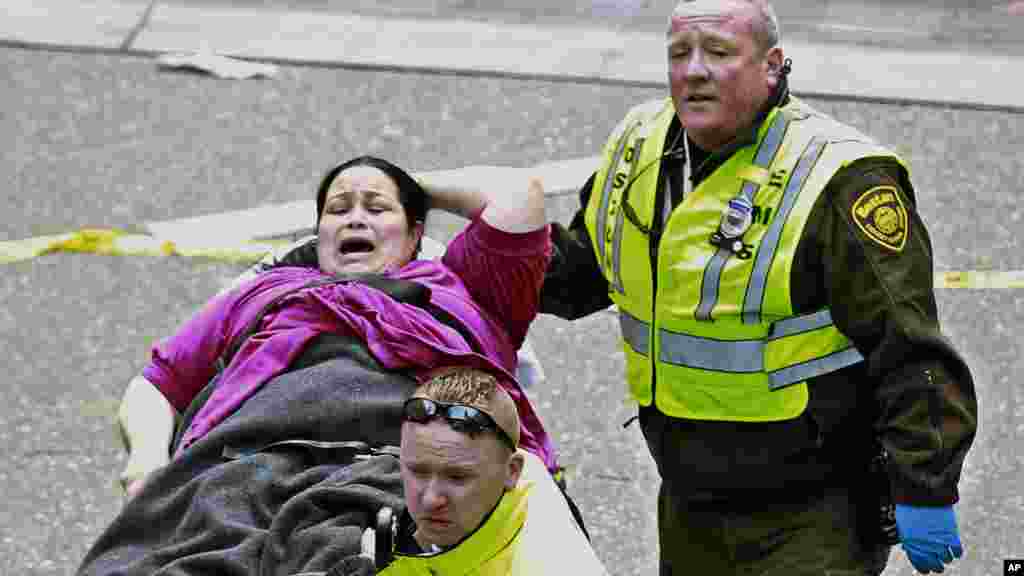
[467,214,551,257]
[141,361,188,413]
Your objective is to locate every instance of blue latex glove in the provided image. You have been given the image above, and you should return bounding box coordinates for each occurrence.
[895,504,963,574]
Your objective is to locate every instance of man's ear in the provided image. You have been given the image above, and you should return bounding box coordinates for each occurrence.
[504,451,525,490]
[764,45,784,83]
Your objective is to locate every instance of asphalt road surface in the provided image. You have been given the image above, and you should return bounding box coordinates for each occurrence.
[2,7,1022,574]
[168,0,1024,54]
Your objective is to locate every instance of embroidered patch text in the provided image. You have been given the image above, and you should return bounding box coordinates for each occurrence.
[851,185,908,252]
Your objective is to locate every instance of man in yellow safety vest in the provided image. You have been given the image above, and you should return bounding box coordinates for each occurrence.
[540,1,977,574]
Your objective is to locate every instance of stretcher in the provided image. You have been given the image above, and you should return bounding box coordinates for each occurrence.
[233,236,600,574]
[228,236,604,575]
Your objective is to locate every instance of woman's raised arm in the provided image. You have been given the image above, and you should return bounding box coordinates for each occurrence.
[419,166,546,233]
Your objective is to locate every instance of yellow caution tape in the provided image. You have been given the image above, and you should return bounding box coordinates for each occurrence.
[3,229,1023,289]
[0,228,287,265]
[936,270,1024,289]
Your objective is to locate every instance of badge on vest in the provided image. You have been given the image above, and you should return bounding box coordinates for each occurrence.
[851,185,909,252]
[709,195,754,257]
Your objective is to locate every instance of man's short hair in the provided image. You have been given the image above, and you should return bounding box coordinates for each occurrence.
[418,367,499,407]
[747,0,781,53]
[671,0,782,53]
[413,367,521,450]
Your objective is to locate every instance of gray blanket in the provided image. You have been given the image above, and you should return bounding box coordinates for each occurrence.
[78,355,417,576]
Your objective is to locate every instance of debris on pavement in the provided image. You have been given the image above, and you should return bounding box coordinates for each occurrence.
[156,52,278,79]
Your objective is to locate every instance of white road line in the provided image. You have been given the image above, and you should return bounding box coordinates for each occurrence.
[0,0,149,49]
[812,23,935,38]
[128,3,1018,111]
[2,1,1017,110]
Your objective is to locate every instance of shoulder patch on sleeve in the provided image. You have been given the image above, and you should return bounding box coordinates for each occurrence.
[851,185,908,252]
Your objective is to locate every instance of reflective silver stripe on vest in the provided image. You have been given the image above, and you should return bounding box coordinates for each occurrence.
[768,347,864,390]
[597,121,640,270]
[659,325,864,381]
[659,329,763,373]
[695,218,746,321]
[754,111,789,166]
[743,137,828,324]
[619,310,650,355]
[611,136,646,294]
[693,112,789,322]
[767,309,834,340]
[610,200,626,293]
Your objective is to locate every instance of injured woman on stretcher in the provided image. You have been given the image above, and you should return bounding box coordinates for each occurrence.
[77,155,606,575]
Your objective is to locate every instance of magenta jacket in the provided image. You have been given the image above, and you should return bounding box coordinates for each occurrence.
[144,217,558,471]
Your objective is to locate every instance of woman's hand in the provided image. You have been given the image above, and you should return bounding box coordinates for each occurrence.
[420,167,546,233]
[485,175,545,233]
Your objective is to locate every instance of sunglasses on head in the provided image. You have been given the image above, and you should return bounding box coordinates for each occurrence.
[402,397,516,450]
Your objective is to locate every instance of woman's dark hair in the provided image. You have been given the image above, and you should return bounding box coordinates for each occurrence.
[315,155,428,233]
[264,156,428,271]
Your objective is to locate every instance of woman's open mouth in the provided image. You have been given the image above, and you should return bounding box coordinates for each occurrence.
[339,238,375,256]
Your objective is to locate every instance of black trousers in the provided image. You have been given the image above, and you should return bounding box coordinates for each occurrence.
[657,480,891,576]
[639,406,890,575]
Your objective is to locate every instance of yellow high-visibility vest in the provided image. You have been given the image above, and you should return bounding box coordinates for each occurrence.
[585,97,906,421]
[380,451,607,575]
[381,486,526,576]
